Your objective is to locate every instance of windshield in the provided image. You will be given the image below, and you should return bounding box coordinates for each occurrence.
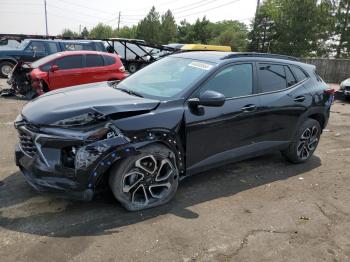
[17,40,30,50]
[118,57,215,99]
[31,53,61,68]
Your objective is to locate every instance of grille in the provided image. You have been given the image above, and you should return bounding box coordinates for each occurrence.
[345,86,350,91]
[18,130,37,157]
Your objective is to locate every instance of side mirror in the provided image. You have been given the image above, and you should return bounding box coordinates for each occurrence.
[50,64,59,72]
[188,90,225,107]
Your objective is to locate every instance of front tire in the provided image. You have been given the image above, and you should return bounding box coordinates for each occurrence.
[282,119,321,163]
[109,144,179,211]
[0,61,15,78]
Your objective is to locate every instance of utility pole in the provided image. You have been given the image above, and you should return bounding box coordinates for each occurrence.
[44,0,48,36]
[117,11,121,31]
[251,0,261,51]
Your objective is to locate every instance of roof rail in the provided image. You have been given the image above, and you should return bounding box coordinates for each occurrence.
[222,52,299,61]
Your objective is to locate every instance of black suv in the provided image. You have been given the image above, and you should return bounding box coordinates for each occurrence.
[14,52,334,211]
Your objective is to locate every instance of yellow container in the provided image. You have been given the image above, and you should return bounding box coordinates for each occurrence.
[180,44,231,52]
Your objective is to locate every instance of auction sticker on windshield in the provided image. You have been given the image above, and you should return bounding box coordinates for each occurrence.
[188,61,213,70]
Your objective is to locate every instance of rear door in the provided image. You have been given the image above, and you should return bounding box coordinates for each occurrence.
[185,63,263,173]
[256,62,310,143]
[48,55,84,89]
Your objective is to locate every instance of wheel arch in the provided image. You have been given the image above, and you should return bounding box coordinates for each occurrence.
[0,57,18,65]
[90,128,186,190]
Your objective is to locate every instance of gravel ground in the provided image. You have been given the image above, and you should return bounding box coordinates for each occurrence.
[0,80,349,262]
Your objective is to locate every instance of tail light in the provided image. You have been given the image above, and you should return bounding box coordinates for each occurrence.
[119,66,126,73]
[324,88,335,95]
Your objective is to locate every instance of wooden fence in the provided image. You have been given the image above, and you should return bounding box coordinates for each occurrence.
[300,58,350,83]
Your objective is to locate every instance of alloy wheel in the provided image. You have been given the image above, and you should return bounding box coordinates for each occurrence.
[296,125,319,160]
[122,155,176,207]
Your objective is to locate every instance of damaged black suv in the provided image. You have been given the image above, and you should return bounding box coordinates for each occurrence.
[15,52,333,211]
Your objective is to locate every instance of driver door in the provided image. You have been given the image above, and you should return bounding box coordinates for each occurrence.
[23,41,47,62]
[185,63,263,174]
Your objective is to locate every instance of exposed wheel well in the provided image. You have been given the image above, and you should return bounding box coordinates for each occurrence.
[308,113,325,129]
[41,80,49,93]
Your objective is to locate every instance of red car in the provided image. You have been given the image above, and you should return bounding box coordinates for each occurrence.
[29,51,126,95]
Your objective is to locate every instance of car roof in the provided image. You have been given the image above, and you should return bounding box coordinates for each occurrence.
[55,50,112,56]
[171,51,312,69]
[25,39,101,44]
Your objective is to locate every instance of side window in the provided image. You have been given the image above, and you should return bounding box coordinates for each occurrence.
[55,55,83,70]
[259,64,286,92]
[95,42,105,52]
[47,42,58,53]
[82,44,94,51]
[103,55,116,66]
[85,54,104,67]
[197,64,253,98]
[290,65,308,82]
[26,41,46,52]
[285,66,297,87]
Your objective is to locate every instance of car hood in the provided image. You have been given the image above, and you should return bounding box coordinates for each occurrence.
[340,78,350,87]
[21,82,160,125]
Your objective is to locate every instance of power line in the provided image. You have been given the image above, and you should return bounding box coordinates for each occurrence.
[175,0,242,19]
[47,3,114,20]
[56,0,115,15]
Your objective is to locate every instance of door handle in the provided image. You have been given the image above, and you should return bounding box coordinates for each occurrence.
[294,96,305,102]
[241,104,257,112]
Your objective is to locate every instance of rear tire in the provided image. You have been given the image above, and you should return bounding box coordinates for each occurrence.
[127,63,138,74]
[0,61,15,78]
[109,144,179,211]
[282,119,321,163]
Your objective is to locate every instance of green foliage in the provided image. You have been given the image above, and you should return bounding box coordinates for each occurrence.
[160,10,177,44]
[61,28,79,37]
[136,6,161,43]
[81,27,89,38]
[209,20,248,51]
[115,26,137,39]
[89,23,114,39]
[248,0,348,57]
[334,0,350,57]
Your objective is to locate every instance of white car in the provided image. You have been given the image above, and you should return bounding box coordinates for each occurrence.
[340,78,350,98]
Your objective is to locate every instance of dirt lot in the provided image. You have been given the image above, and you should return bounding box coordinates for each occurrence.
[0,79,349,262]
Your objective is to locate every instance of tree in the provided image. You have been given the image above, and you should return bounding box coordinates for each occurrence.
[334,0,350,57]
[160,10,177,44]
[136,6,161,43]
[89,23,114,39]
[115,26,137,38]
[61,28,78,37]
[249,0,337,57]
[81,27,89,38]
[210,20,248,51]
[177,20,195,43]
[248,0,277,52]
[193,16,211,44]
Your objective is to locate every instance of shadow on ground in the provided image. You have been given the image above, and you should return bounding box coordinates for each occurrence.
[0,153,321,238]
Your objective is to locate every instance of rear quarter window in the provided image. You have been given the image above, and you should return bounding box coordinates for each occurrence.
[290,65,308,82]
[85,54,104,67]
[103,55,116,66]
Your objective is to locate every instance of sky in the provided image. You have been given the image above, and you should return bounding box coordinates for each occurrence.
[0,0,258,35]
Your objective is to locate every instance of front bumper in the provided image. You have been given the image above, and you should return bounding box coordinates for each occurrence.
[14,122,131,200]
[16,144,94,200]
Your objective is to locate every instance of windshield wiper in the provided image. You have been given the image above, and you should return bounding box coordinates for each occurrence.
[117,87,144,98]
